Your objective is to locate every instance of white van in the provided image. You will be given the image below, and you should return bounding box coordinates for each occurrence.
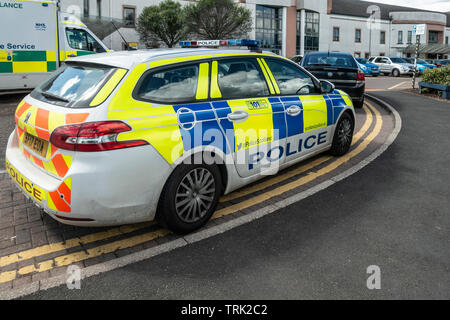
[0,0,109,93]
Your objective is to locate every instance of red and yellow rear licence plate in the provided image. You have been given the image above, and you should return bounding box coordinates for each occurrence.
[5,158,46,203]
[23,132,49,157]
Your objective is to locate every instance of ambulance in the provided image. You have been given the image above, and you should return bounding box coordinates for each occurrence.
[0,0,109,93]
[5,40,356,234]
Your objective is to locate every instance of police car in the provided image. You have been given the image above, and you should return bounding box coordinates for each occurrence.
[5,40,355,234]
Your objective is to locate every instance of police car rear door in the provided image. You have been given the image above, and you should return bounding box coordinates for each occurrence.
[211,57,287,178]
[261,58,333,163]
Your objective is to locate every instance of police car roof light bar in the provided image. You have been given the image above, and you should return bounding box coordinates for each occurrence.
[179,39,262,52]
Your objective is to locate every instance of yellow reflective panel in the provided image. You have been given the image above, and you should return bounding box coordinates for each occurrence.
[257,58,275,94]
[107,105,175,120]
[128,114,179,130]
[300,96,328,132]
[196,62,209,100]
[13,62,47,73]
[90,68,128,106]
[261,58,280,94]
[108,64,150,111]
[117,126,183,164]
[210,61,222,99]
[228,98,274,152]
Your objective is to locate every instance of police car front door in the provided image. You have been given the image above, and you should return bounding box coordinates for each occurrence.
[262,58,333,163]
[211,58,287,178]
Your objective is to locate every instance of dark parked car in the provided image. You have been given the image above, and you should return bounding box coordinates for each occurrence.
[301,52,365,108]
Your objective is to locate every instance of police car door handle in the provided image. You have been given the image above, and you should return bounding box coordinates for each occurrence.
[286,105,302,116]
[227,110,249,122]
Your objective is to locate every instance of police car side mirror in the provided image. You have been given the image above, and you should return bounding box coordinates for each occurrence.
[320,80,335,94]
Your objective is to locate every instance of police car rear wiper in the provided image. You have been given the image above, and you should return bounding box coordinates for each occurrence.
[41,92,69,103]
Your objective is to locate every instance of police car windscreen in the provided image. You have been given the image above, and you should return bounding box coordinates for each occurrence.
[31,63,117,108]
[303,53,357,68]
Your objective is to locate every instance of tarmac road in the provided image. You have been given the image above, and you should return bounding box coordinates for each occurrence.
[22,91,449,299]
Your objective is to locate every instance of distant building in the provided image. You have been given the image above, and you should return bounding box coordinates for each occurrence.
[60,0,450,59]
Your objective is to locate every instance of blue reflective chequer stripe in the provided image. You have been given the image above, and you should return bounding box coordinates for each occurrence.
[327,92,347,124]
[324,96,333,126]
[280,96,304,137]
[173,102,230,154]
[212,100,234,154]
[268,97,287,140]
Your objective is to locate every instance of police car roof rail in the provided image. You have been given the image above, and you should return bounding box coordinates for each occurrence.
[179,39,262,53]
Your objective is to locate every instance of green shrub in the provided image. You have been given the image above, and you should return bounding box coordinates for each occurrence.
[422,66,450,85]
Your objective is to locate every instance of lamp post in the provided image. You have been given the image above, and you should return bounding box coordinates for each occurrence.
[369,10,376,58]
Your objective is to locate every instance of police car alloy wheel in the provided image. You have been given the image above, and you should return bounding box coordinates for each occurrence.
[392,69,400,77]
[330,112,354,156]
[157,163,222,234]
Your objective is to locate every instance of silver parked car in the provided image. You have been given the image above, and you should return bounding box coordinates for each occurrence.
[369,56,415,77]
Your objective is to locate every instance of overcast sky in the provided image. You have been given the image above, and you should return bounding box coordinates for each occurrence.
[363,0,450,12]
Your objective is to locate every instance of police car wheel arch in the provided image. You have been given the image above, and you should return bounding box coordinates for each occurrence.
[157,163,222,234]
[330,111,354,156]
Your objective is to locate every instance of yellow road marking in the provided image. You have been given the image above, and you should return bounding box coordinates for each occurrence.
[1,229,170,284]
[212,101,382,219]
[0,223,154,268]
[221,104,373,202]
[0,103,383,285]
[388,81,408,90]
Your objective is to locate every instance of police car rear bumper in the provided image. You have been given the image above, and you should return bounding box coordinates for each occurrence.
[5,130,173,226]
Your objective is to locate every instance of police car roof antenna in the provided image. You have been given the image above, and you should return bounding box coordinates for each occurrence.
[111,21,135,51]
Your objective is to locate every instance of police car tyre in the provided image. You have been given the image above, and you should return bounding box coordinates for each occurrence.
[157,163,222,234]
[330,112,354,156]
[392,69,400,77]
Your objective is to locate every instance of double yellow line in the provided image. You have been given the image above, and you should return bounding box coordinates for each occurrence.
[0,103,381,285]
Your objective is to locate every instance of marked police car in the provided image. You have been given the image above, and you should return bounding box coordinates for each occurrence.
[5,40,355,234]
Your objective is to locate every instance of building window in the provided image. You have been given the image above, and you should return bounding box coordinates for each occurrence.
[365,52,370,59]
[296,11,301,55]
[354,52,361,57]
[96,0,101,18]
[355,29,361,43]
[123,6,136,28]
[446,36,449,44]
[333,27,340,41]
[380,31,385,44]
[256,5,282,55]
[429,31,439,44]
[398,31,403,44]
[407,31,412,44]
[83,0,89,17]
[304,11,319,53]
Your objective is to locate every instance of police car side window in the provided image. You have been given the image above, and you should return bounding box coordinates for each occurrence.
[135,64,199,103]
[265,59,317,95]
[217,58,269,99]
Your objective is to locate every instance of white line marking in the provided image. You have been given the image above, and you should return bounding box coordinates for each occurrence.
[388,81,408,90]
[0,96,402,300]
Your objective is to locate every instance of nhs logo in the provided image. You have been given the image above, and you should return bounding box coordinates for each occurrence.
[34,23,47,31]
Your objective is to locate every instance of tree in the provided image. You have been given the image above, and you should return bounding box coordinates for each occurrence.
[185,0,253,40]
[137,0,187,48]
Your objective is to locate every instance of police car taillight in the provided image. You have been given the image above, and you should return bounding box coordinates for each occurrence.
[50,121,148,152]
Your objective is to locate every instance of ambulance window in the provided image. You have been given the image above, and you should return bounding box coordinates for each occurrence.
[135,64,199,103]
[264,59,317,95]
[216,58,269,99]
[66,28,105,53]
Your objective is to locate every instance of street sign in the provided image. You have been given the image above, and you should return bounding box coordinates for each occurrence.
[413,24,426,36]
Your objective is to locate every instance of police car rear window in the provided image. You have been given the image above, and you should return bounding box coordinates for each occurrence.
[135,64,199,103]
[31,63,117,108]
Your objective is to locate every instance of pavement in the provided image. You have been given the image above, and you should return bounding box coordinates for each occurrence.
[0,77,448,300]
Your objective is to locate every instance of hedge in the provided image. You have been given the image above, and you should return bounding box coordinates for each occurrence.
[422,65,450,86]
